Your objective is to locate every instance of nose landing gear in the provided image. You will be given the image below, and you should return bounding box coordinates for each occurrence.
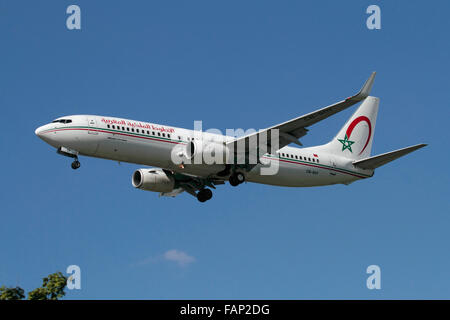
[71,159,81,170]
[57,147,81,170]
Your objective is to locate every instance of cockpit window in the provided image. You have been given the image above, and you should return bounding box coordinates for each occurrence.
[52,119,72,124]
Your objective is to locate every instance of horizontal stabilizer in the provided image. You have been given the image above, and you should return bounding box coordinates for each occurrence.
[352,144,427,170]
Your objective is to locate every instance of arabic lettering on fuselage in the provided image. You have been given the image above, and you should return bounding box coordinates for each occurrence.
[100,118,175,133]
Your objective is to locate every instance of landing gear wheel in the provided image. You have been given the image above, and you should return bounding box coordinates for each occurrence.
[229,172,245,186]
[71,160,81,170]
[235,172,245,184]
[229,175,239,186]
[197,188,213,202]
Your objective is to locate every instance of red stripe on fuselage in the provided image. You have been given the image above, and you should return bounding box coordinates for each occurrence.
[42,127,183,145]
[263,156,368,179]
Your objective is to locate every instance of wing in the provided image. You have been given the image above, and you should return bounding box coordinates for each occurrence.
[226,72,376,159]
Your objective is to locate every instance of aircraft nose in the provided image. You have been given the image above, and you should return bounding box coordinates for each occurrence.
[35,125,44,137]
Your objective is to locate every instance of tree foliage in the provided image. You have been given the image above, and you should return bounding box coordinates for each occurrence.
[0,286,25,300]
[0,272,67,300]
[28,272,68,300]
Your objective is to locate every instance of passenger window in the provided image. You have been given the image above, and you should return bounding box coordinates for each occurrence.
[107,125,110,128]
[132,128,135,132]
[162,133,165,137]
[152,131,155,136]
[317,159,319,163]
[127,127,130,131]
[168,134,171,138]
[178,136,181,140]
[147,130,149,134]
[112,125,115,129]
[122,127,125,130]
[295,155,298,159]
[308,158,311,161]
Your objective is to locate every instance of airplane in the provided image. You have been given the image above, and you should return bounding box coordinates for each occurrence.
[35,72,426,202]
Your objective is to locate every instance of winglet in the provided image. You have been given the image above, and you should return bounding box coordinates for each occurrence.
[348,72,376,101]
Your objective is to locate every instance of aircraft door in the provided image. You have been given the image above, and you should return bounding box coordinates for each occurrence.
[329,156,337,176]
[88,117,98,135]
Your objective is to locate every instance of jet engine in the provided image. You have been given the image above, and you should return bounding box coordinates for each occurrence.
[132,168,175,193]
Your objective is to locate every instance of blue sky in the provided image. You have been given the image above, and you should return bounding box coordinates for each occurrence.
[0,0,449,299]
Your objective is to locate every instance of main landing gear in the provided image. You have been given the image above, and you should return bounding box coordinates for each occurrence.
[71,158,81,170]
[197,188,213,202]
[229,172,245,186]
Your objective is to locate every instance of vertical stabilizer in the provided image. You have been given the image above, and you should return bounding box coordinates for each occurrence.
[324,96,379,160]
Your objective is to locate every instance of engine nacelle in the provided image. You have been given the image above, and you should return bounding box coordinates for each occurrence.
[184,140,230,165]
[132,168,175,193]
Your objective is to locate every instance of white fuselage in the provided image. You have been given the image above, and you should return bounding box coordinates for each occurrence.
[35,115,374,187]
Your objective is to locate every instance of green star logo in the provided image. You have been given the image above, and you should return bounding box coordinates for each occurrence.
[338,134,355,152]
